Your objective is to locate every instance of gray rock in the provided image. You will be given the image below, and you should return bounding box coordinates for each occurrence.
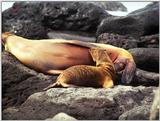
[96,33,137,49]
[3,86,156,120]
[96,2,159,38]
[2,1,110,39]
[87,2,127,11]
[138,34,159,48]
[46,112,77,121]
[2,51,56,109]
[2,2,48,39]
[41,2,110,33]
[119,105,151,120]
[129,48,159,73]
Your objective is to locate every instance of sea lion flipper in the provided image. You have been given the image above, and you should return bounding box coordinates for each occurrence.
[103,78,114,88]
[43,82,59,91]
[121,60,136,84]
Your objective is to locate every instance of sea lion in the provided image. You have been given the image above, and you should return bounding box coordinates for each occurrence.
[43,48,115,90]
[2,32,136,84]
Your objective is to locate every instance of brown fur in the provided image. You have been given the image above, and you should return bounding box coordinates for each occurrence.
[2,32,136,86]
[43,48,115,90]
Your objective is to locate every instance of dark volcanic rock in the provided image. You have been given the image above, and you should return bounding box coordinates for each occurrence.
[87,2,127,11]
[2,1,110,39]
[41,2,109,33]
[2,51,56,110]
[96,33,137,49]
[129,48,159,73]
[138,34,159,48]
[2,2,48,39]
[133,68,159,86]
[3,86,156,120]
[119,105,151,120]
[96,2,159,38]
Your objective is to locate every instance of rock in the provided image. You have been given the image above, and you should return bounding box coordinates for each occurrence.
[2,2,48,39]
[133,68,159,86]
[47,31,96,43]
[87,2,127,11]
[41,2,110,33]
[46,112,77,121]
[138,34,159,48]
[2,1,110,38]
[149,87,160,120]
[2,19,48,39]
[96,33,137,49]
[3,86,156,120]
[119,105,151,120]
[96,2,159,38]
[128,48,159,73]
[2,51,56,110]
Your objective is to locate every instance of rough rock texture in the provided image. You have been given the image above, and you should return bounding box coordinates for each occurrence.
[2,51,56,110]
[96,33,137,49]
[129,48,159,73]
[2,2,48,39]
[149,87,160,120]
[41,2,109,33]
[119,105,151,120]
[138,34,159,48]
[2,1,110,39]
[3,86,156,120]
[96,2,159,38]
[47,31,96,43]
[87,2,127,11]
[133,68,159,86]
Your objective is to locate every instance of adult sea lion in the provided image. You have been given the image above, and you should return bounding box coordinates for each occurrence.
[2,32,136,84]
[43,48,115,90]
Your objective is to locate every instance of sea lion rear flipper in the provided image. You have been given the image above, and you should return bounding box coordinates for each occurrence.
[43,82,59,91]
[121,60,136,84]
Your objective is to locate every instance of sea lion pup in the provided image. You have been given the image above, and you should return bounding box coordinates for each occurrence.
[2,32,136,84]
[43,48,115,90]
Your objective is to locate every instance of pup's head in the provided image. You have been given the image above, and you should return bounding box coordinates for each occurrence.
[89,48,112,66]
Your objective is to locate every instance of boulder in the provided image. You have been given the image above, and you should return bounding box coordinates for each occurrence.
[87,2,127,11]
[2,2,48,39]
[96,33,137,49]
[3,86,156,120]
[128,48,159,72]
[41,2,110,33]
[2,2,110,39]
[119,105,151,120]
[96,2,159,38]
[2,51,55,110]
[138,34,159,48]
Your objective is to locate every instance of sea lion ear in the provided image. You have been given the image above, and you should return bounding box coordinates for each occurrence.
[121,60,136,84]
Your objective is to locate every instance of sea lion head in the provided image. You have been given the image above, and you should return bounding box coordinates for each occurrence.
[89,48,112,66]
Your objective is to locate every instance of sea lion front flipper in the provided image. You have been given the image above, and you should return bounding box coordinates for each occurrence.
[121,59,136,84]
[103,78,114,88]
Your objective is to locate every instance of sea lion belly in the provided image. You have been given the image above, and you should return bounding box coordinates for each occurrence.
[49,43,95,69]
[23,43,95,73]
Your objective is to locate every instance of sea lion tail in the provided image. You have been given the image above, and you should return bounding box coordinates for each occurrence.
[121,59,136,84]
[43,82,60,91]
